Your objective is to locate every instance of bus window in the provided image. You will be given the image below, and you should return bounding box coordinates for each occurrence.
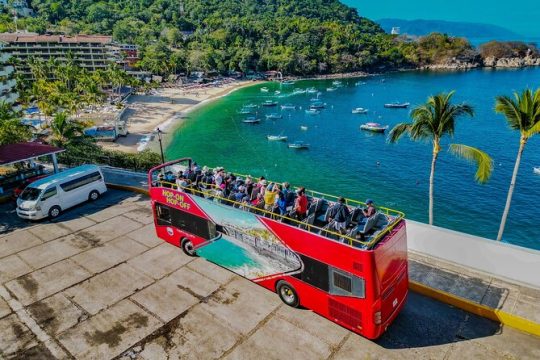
[156,203,172,225]
[293,255,330,292]
[329,268,365,298]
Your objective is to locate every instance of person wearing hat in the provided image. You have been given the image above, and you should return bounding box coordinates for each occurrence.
[363,199,376,218]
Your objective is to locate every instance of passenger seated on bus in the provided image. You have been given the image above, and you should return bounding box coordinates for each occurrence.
[245,176,254,197]
[176,174,189,190]
[258,177,267,195]
[264,184,280,211]
[291,187,308,220]
[363,199,376,218]
[277,191,288,216]
[164,171,176,183]
[282,182,296,209]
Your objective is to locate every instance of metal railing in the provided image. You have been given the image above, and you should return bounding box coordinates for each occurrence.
[154,178,404,250]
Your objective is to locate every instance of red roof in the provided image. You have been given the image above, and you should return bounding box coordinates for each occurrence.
[0,33,113,44]
[0,142,64,166]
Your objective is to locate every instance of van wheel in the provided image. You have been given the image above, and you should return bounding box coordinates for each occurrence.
[181,238,197,257]
[89,190,100,201]
[48,206,61,219]
[276,280,299,308]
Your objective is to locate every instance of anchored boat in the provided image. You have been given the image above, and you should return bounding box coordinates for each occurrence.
[352,107,369,114]
[360,122,388,133]
[534,167,540,175]
[260,87,269,92]
[288,141,310,149]
[384,102,410,109]
[262,100,278,107]
[281,104,296,110]
[243,116,261,124]
[267,135,288,141]
[266,113,283,120]
[305,109,320,115]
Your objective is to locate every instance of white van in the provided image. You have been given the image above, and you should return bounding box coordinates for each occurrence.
[17,165,107,220]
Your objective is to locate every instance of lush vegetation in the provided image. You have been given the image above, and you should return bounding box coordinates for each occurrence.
[480,41,539,59]
[388,92,493,225]
[0,101,31,146]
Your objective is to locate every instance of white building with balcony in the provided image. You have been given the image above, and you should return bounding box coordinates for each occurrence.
[0,41,18,106]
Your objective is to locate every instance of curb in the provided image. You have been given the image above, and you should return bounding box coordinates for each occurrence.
[410,281,540,337]
[105,182,540,338]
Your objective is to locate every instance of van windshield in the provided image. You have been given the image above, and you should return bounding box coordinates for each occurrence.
[19,187,42,201]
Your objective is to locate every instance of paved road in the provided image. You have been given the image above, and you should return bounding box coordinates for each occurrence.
[1,190,539,359]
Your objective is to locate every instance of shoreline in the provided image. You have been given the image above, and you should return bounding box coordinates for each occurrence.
[98,79,262,154]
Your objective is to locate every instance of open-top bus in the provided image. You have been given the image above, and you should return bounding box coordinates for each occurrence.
[148,158,408,339]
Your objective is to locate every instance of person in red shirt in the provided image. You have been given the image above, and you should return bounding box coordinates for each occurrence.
[294,187,308,220]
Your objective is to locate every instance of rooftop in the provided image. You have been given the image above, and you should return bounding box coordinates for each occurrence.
[0,33,113,44]
[0,142,63,166]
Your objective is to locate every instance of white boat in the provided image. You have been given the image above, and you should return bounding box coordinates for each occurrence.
[274,90,281,95]
[355,81,367,86]
[534,167,540,175]
[310,102,325,109]
[282,80,295,85]
[384,102,410,109]
[305,109,320,115]
[267,135,288,141]
[306,87,318,94]
[281,104,296,110]
[332,80,343,86]
[261,100,278,107]
[288,141,310,149]
[293,88,306,94]
[243,103,258,108]
[260,87,269,92]
[237,108,253,114]
[360,122,388,133]
[326,87,337,92]
[300,126,308,131]
[352,107,369,114]
[243,116,261,124]
[266,113,283,119]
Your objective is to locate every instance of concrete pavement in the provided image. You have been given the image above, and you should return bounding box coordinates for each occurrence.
[1,190,539,359]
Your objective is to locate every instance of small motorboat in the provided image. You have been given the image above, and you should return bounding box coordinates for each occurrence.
[326,87,337,92]
[310,102,325,109]
[292,88,306,95]
[237,107,254,114]
[305,109,320,115]
[384,102,410,109]
[266,113,283,120]
[243,103,258,108]
[261,100,278,107]
[300,126,308,131]
[332,80,343,87]
[281,104,296,110]
[282,80,295,85]
[288,141,310,149]
[306,87,318,94]
[360,122,389,133]
[260,87,269,92]
[267,135,288,141]
[243,116,261,124]
[352,107,369,114]
[534,167,540,175]
[274,90,281,95]
[355,81,367,86]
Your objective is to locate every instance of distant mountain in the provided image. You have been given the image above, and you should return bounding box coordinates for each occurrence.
[377,19,520,39]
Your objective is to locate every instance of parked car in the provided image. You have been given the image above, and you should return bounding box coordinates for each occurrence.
[12,174,49,199]
[16,165,107,220]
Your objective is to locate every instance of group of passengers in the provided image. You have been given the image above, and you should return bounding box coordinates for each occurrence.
[159,162,378,240]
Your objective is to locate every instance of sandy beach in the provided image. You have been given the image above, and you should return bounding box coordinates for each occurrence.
[99,80,259,153]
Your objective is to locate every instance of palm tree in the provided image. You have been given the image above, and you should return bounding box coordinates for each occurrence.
[495,88,540,241]
[389,91,493,225]
[0,101,31,145]
[47,112,89,147]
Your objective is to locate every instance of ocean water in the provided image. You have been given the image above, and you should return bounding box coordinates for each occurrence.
[165,68,540,250]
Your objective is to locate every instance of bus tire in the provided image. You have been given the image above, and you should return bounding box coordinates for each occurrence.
[88,190,100,201]
[181,238,197,257]
[276,280,300,308]
[48,206,61,219]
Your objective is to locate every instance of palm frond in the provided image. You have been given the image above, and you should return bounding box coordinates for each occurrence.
[449,144,493,184]
[388,123,412,143]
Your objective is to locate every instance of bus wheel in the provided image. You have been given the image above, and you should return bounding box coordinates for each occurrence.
[88,190,100,201]
[276,280,299,308]
[181,238,197,257]
[48,206,61,219]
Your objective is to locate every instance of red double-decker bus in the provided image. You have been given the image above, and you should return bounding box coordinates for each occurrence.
[148,158,408,339]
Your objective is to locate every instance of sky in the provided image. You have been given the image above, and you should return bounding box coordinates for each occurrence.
[343,0,540,37]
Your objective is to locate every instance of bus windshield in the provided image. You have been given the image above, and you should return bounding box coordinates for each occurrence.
[19,187,42,201]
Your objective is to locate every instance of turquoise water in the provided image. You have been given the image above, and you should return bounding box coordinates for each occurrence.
[196,238,257,268]
[166,68,540,250]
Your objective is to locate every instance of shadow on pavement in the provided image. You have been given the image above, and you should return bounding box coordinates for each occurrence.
[377,292,501,348]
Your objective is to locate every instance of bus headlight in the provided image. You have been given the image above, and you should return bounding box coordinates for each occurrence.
[374,311,382,325]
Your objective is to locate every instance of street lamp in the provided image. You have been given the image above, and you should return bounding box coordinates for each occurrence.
[157,128,165,164]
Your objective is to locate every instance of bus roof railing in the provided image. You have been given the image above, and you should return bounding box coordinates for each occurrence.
[153,179,404,250]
